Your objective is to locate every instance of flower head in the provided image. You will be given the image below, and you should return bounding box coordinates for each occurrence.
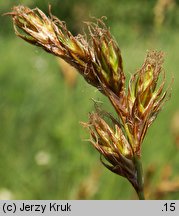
[83,111,138,189]
[7,5,172,199]
[83,50,171,193]
[6,6,124,97]
[126,51,170,156]
[87,19,124,95]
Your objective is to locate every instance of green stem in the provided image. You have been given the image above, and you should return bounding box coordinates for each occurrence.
[134,156,145,200]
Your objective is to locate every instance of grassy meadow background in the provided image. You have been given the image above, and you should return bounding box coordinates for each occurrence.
[0,0,179,199]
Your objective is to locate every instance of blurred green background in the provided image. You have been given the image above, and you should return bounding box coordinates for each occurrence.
[0,0,179,200]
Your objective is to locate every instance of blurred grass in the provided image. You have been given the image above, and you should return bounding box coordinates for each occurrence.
[0,1,179,199]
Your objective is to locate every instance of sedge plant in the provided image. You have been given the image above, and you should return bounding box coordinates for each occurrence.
[6,5,172,200]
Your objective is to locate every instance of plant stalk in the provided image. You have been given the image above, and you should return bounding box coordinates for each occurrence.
[134,156,145,200]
